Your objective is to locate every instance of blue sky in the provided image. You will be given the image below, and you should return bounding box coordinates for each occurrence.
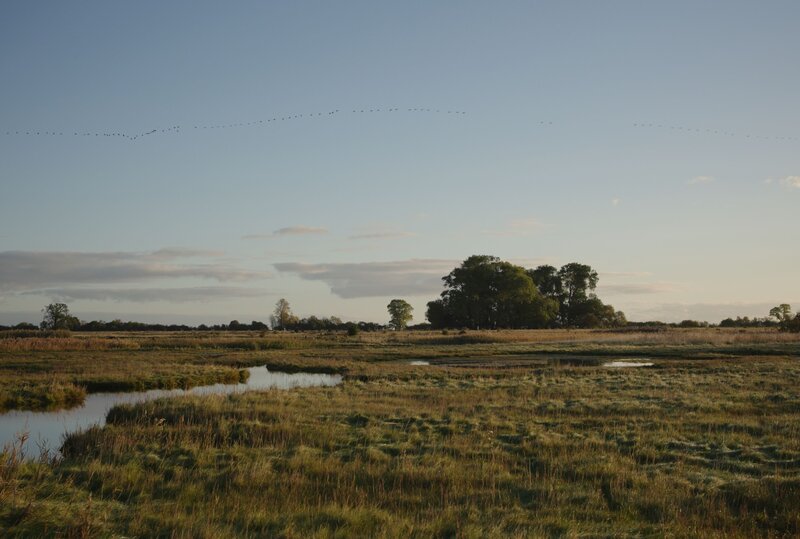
[1,1,798,325]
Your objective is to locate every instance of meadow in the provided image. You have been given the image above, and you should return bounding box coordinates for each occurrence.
[1,328,799,537]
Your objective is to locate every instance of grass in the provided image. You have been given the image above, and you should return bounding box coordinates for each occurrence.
[0,329,799,536]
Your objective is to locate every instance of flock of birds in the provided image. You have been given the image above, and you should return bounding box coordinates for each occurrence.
[3,109,797,143]
[2,107,468,142]
[632,122,798,142]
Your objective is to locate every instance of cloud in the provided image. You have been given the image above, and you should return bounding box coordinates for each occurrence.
[0,250,269,292]
[274,259,458,298]
[243,226,328,239]
[687,176,714,185]
[482,218,549,237]
[600,271,654,278]
[623,301,800,323]
[611,198,620,206]
[780,176,800,189]
[149,247,225,259]
[22,286,270,303]
[598,283,677,295]
[274,226,328,236]
[507,257,558,268]
[348,231,416,240]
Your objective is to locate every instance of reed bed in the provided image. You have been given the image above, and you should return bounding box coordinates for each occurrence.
[0,329,799,536]
[1,356,799,537]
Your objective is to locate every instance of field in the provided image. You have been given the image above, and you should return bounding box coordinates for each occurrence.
[1,328,800,537]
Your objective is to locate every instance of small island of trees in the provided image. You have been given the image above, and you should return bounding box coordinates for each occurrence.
[426,255,626,329]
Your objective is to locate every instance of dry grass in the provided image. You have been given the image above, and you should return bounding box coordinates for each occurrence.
[1,355,799,537]
[0,329,799,536]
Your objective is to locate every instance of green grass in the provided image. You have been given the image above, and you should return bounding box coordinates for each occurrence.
[1,329,799,536]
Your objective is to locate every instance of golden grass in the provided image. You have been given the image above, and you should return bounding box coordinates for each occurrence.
[0,329,799,536]
[1,355,799,537]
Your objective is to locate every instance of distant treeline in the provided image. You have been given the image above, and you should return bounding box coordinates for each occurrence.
[0,318,384,333]
[0,317,791,333]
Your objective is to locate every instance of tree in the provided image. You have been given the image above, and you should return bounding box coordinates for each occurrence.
[557,263,599,326]
[271,298,298,330]
[425,299,452,329]
[427,257,622,329]
[769,304,793,323]
[387,299,414,330]
[770,304,800,332]
[41,303,80,330]
[427,256,558,329]
[528,265,562,299]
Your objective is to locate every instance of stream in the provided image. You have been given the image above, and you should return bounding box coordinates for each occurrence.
[0,366,342,458]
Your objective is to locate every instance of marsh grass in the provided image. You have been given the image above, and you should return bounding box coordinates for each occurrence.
[0,329,799,536]
[1,328,798,412]
[0,349,255,411]
[2,357,799,537]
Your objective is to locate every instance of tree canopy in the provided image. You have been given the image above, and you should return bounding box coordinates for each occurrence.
[40,303,80,330]
[426,256,558,329]
[770,304,800,332]
[387,299,413,330]
[426,256,624,329]
[271,298,299,330]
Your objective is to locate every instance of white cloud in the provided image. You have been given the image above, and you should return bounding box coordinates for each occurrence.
[600,271,654,278]
[274,259,458,298]
[0,250,268,292]
[598,283,678,295]
[274,226,328,236]
[763,176,800,189]
[623,301,800,323]
[243,226,328,239]
[611,198,620,206]
[348,231,416,240]
[780,176,800,189]
[22,286,270,303]
[687,176,714,185]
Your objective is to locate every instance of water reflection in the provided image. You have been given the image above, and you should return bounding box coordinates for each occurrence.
[0,366,341,458]
[603,360,655,368]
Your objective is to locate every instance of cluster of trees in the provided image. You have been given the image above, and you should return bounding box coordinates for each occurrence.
[268,298,383,332]
[770,304,800,332]
[425,256,626,329]
[40,303,81,330]
[19,301,385,334]
[719,316,778,328]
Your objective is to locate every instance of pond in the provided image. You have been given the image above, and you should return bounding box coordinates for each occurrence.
[0,366,342,458]
[603,360,655,368]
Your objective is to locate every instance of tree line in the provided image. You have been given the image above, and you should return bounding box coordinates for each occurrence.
[2,260,798,332]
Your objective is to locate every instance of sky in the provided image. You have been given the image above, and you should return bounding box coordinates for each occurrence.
[1,1,798,325]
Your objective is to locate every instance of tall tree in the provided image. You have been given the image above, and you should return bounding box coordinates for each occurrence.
[429,255,557,329]
[271,298,298,330]
[41,303,80,330]
[557,262,599,326]
[529,265,562,299]
[769,304,793,323]
[387,299,414,330]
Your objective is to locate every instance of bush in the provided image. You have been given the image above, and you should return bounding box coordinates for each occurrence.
[782,314,800,333]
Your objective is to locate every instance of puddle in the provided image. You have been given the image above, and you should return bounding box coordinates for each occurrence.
[603,360,655,368]
[0,366,342,458]
[409,361,430,366]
